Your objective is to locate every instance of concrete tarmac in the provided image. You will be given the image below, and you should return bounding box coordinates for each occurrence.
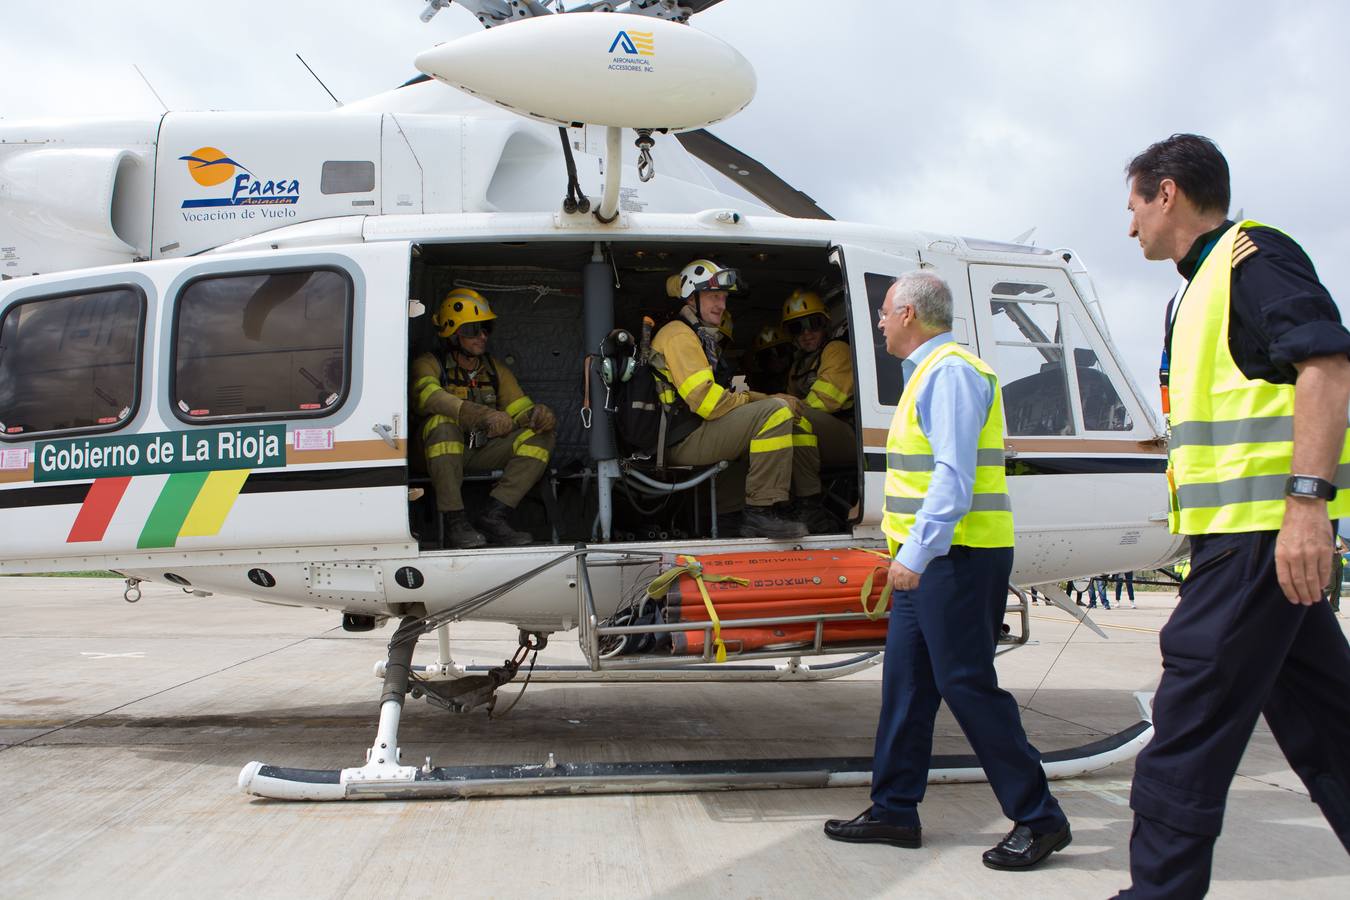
[1,577,1347,899]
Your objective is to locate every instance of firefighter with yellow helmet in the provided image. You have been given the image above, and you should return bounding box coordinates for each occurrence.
[410,288,556,548]
[747,323,793,394]
[647,258,821,538]
[782,287,857,475]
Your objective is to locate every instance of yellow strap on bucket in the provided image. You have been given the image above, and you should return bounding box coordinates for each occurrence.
[645,554,747,663]
[852,547,895,621]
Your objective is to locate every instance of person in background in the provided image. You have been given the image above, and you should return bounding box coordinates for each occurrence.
[1087,575,1111,610]
[1114,571,1138,609]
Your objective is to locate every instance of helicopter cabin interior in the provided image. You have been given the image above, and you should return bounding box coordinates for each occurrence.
[401,238,1140,549]
[405,239,860,547]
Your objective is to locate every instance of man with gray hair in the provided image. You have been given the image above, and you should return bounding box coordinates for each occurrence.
[824,270,1071,870]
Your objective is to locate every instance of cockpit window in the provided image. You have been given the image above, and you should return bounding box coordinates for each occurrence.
[0,286,144,441]
[987,283,1076,435]
[171,268,352,424]
[1061,311,1133,431]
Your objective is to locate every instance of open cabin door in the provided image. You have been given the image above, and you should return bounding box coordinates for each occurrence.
[830,244,921,529]
[0,241,414,572]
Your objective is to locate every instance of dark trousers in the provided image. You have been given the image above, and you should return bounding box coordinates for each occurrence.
[1115,571,1136,603]
[870,545,1066,832]
[1119,530,1350,898]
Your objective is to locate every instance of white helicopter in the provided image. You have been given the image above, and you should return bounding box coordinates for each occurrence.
[0,1,1172,800]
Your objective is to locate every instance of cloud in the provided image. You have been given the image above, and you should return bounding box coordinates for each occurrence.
[3,0,1346,401]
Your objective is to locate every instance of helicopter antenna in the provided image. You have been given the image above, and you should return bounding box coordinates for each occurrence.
[132,65,169,112]
[296,54,343,107]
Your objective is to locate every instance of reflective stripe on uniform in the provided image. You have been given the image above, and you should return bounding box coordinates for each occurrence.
[696,382,726,418]
[793,415,818,447]
[505,396,534,419]
[678,368,715,398]
[886,448,1004,471]
[426,440,464,459]
[422,414,455,440]
[512,428,550,463]
[416,378,441,411]
[756,405,794,435]
[1169,415,1294,448]
[885,493,1012,515]
[750,434,794,453]
[806,392,828,410]
[1176,463,1350,509]
[809,379,849,406]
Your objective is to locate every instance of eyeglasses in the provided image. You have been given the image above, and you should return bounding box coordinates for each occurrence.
[877,304,911,325]
[457,321,493,339]
[785,315,827,336]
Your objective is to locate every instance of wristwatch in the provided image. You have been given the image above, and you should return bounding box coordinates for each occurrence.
[1285,474,1337,501]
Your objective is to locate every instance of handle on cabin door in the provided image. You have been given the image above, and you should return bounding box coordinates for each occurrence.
[372,420,399,449]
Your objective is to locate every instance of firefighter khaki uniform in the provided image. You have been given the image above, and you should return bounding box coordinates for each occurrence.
[651,307,820,511]
[412,351,554,512]
[788,338,856,467]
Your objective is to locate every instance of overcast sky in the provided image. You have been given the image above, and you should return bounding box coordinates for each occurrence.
[3,0,1347,404]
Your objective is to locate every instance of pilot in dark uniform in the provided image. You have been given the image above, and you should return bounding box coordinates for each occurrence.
[1116,134,1350,897]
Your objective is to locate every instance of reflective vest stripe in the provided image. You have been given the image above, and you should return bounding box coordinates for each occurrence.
[886,449,1005,471]
[1176,464,1350,508]
[1169,415,1294,448]
[886,493,1013,515]
[505,396,534,419]
[678,368,714,397]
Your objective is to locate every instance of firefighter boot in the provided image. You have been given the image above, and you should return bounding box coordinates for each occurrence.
[445,511,487,550]
[476,498,532,546]
[793,495,840,534]
[741,504,808,539]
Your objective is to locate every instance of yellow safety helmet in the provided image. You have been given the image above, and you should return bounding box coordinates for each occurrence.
[676,258,743,300]
[781,288,828,325]
[433,287,496,338]
[717,308,734,341]
[752,324,790,353]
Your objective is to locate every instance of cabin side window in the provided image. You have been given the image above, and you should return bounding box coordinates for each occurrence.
[170,268,352,423]
[320,161,375,195]
[986,282,1076,436]
[0,286,144,440]
[864,271,906,406]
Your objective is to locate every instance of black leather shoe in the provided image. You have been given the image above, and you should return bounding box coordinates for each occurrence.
[981,821,1072,870]
[823,809,922,848]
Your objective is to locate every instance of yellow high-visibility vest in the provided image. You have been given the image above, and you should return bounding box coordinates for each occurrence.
[1167,220,1350,534]
[881,341,1013,549]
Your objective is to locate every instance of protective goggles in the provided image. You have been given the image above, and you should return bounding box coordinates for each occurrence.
[785,315,828,336]
[457,321,493,339]
[699,268,744,293]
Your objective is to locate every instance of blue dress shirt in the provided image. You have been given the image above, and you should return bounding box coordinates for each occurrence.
[893,333,994,574]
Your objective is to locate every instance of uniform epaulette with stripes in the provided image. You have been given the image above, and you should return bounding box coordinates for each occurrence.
[1232,230,1259,269]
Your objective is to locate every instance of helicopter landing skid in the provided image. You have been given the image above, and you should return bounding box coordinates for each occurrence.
[238,668,1155,802]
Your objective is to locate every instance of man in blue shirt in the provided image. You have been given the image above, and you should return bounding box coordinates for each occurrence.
[824,271,1070,870]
